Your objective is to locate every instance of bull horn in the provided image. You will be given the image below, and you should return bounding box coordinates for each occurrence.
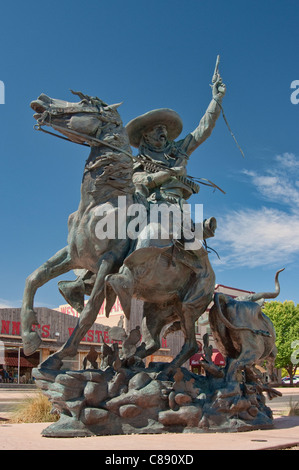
[241,268,285,302]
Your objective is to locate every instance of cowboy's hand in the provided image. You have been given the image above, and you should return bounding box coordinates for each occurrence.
[171,166,186,177]
[212,73,226,100]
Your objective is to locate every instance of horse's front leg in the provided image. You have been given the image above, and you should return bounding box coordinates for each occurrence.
[40,254,115,370]
[168,306,198,370]
[134,303,163,360]
[21,247,74,356]
[135,302,176,360]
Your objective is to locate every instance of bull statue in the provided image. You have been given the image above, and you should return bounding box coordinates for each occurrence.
[209,269,284,386]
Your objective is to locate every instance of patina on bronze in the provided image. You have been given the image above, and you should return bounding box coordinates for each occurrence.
[20,58,283,437]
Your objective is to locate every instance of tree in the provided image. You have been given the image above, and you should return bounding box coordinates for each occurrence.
[262,301,299,383]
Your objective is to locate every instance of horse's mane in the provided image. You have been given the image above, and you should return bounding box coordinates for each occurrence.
[84,123,135,198]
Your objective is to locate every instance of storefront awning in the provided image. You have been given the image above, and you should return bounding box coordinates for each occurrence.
[190,353,203,366]
[211,352,225,366]
[3,357,38,368]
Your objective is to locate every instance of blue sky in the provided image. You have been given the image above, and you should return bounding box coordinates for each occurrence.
[0,0,299,309]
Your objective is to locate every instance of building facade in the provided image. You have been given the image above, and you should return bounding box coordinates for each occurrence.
[0,284,254,383]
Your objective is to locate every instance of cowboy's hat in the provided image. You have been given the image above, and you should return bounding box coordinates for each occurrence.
[126,108,183,148]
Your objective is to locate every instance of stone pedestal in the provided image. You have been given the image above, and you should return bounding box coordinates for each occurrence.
[33,362,275,438]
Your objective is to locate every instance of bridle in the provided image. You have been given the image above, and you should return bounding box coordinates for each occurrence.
[34,108,135,159]
[34,109,226,194]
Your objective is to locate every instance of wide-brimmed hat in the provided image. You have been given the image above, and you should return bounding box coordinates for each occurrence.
[126,108,183,148]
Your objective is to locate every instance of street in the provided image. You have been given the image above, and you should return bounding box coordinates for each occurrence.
[266,387,299,415]
[0,387,36,418]
[0,386,298,420]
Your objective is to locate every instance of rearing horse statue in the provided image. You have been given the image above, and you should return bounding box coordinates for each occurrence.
[21,90,216,371]
[21,91,135,368]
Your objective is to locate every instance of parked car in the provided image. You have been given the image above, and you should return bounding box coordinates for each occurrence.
[281,376,299,385]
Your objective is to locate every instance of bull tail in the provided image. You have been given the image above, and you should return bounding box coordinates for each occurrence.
[213,293,272,337]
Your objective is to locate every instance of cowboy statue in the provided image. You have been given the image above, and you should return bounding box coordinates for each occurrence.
[58,65,226,313]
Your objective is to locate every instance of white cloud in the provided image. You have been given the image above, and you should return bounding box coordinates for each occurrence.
[275,152,299,169]
[0,299,22,308]
[0,299,55,309]
[242,153,299,212]
[214,207,299,268]
[213,153,299,269]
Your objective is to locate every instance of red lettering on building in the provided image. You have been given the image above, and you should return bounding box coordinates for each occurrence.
[12,321,21,335]
[1,320,10,334]
[42,324,50,338]
[66,328,114,345]
[0,320,22,336]
[31,324,50,337]
[103,331,109,343]
[95,331,101,342]
[87,330,94,342]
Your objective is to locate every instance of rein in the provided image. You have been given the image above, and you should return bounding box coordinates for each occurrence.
[35,120,225,194]
[34,122,134,158]
[34,124,89,147]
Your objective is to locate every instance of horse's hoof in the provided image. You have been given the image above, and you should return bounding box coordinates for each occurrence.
[22,331,42,356]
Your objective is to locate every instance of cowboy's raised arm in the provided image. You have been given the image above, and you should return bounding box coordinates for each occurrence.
[181,73,226,156]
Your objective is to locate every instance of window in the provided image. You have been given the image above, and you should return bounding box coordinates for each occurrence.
[0,343,40,384]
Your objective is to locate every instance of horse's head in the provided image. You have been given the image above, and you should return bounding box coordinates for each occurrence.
[31,90,123,145]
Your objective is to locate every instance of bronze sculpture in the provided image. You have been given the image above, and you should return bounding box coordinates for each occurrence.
[21,92,135,370]
[21,64,225,370]
[20,59,284,437]
[209,269,284,388]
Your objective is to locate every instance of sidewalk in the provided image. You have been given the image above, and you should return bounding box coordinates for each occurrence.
[0,387,298,450]
[1,415,299,450]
